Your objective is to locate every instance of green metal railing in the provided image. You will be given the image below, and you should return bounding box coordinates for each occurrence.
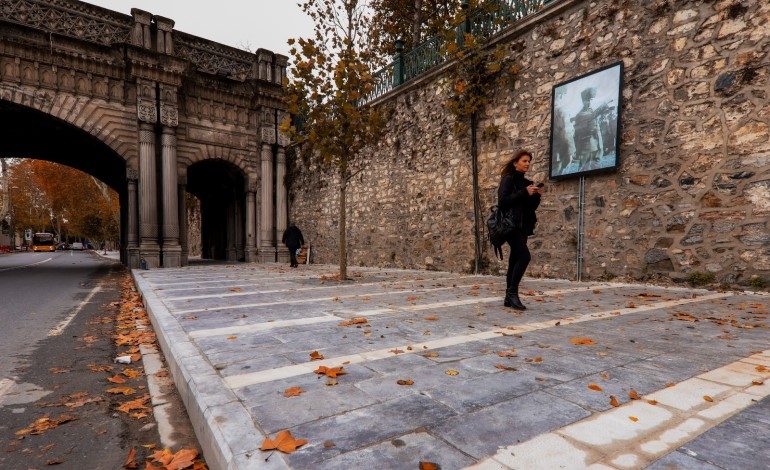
[362,0,558,104]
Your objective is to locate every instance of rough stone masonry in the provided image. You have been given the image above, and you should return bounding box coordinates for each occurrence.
[289,0,769,285]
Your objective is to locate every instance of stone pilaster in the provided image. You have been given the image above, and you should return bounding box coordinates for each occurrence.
[275,146,289,263]
[160,127,181,267]
[126,168,140,269]
[245,180,257,262]
[178,175,188,267]
[154,16,175,54]
[130,9,152,49]
[138,121,160,268]
[259,140,275,262]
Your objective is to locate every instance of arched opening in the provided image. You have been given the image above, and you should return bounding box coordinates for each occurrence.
[187,159,246,262]
[0,100,128,262]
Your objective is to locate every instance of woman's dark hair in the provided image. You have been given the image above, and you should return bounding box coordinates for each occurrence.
[500,150,533,176]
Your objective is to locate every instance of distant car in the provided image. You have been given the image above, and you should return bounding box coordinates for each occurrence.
[70,242,84,250]
[56,242,69,251]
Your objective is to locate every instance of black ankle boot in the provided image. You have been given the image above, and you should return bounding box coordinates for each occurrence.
[508,294,526,310]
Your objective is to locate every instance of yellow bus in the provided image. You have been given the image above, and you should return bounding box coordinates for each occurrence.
[32,232,56,252]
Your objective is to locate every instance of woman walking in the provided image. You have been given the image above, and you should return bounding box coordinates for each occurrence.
[497,150,543,310]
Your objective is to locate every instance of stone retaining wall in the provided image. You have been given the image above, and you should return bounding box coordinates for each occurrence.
[290,0,770,285]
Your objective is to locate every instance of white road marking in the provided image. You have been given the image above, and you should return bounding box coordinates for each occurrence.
[174,281,503,315]
[223,292,732,389]
[47,285,102,336]
[0,255,54,272]
[164,275,502,300]
[189,285,599,339]
[470,350,770,469]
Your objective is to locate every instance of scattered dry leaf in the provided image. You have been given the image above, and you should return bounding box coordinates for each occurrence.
[424,352,439,358]
[122,368,142,379]
[629,390,641,400]
[164,448,199,470]
[752,380,764,386]
[283,386,303,398]
[570,337,596,346]
[600,372,610,380]
[314,366,346,378]
[424,316,439,321]
[107,387,135,396]
[419,462,440,470]
[338,317,368,326]
[494,364,517,371]
[108,375,127,384]
[588,383,603,392]
[390,348,405,354]
[396,379,414,385]
[260,430,307,454]
[756,365,768,373]
[445,369,459,376]
[124,448,137,469]
[87,364,113,373]
[16,415,77,437]
[49,367,69,374]
[609,396,620,407]
[497,350,517,357]
[647,399,658,405]
[226,336,237,340]
[46,458,64,465]
[229,287,242,292]
[309,351,324,361]
[323,440,336,448]
[703,395,714,402]
[629,416,639,422]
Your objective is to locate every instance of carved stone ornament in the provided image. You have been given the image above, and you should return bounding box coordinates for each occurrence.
[137,100,157,123]
[247,181,258,193]
[278,131,291,147]
[160,103,179,127]
[261,127,276,145]
[126,168,139,181]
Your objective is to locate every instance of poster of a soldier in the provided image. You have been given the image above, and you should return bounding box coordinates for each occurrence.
[549,62,623,179]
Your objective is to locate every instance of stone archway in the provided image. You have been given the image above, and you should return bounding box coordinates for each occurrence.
[186,159,247,262]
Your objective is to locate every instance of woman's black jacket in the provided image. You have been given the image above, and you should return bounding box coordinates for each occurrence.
[497,171,541,236]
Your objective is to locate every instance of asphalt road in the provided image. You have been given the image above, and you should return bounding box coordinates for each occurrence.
[0,251,106,382]
[0,251,200,469]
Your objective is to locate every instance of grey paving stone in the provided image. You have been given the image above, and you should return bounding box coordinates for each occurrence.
[283,394,458,467]
[645,451,723,470]
[430,368,546,413]
[317,431,476,470]
[248,383,381,434]
[431,392,590,459]
[678,410,770,470]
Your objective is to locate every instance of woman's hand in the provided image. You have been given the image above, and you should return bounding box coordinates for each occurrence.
[526,184,539,195]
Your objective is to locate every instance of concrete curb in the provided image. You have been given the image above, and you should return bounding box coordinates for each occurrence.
[132,269,290,470]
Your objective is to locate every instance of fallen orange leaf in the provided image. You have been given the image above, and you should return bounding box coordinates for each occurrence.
[610,396,620,407]
[752,380,764,386]
[419,462,440,470]
[314,366,346,378]
[108,375,127,384]
[226,336,237,340]
[494,364,517,371]
[283,386,304,398]
[15,415,77,436]
[309,351,325,360]
[124,448,137,469]
[570,337,596,346]
[756,365,768,373]
[497,350,517,357]
[338,317,368,326]
[588,383,603,392]
[122,368,142,379]
[390,348,405,354]
[260,430,307,454]
[150,448,174,466]
[396,379,414,385]
[424,316,439,321]
[629,416,639,422]
[165,448,199,470]
[445,369,459,376]
[703,395,713,402]
[647,399,658,405]
[629,390,641,400]
[107,386,135,395]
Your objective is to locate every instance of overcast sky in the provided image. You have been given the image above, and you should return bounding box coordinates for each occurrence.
[84,1,313,57]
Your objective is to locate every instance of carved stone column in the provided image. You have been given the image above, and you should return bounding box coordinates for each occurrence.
[227,201,237,262]
[127,168,140,269]
[154,16,175,54]
[160,128,181,267]
[178,174,188,267]
[259,141,275,262]
[275,145,289,263]
[130,9,152,49]
[138,121,160,268]
[245,180,257,262]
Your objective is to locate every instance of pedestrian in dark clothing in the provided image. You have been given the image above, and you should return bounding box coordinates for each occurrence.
[497,150,543,310]
[282,225,304,268]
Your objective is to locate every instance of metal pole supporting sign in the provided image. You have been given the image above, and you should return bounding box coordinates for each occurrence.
[576,176,586,282]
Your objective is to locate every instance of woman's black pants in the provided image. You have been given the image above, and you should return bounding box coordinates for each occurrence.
[506,233,530,295]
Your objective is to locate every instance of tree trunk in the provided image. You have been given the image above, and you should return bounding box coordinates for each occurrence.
[412,0,423,45]
[338,178,347,280]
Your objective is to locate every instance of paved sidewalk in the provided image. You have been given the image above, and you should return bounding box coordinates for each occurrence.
[132,264,770,470]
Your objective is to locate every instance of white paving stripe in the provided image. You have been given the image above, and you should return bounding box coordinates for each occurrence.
[223,291,732,389]
[48,285,102,336]
[189,285,600,339]
[470,349,770,470]
[164,275,502,301]
[173,281,508,315]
